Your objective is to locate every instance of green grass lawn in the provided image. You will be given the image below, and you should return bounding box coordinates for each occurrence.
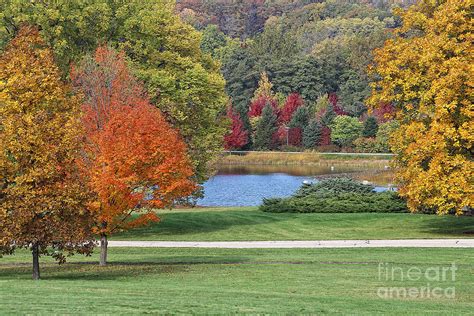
[113,207,474,241]
[1,248,472,314]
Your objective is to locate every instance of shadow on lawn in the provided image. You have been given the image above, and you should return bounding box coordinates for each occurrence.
[0,256,251,281]
[420,215,474,236]
[115,209,289,239]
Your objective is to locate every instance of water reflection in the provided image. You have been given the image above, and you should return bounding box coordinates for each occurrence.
[198,164,395,207]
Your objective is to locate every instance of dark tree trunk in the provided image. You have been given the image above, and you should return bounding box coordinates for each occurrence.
[32,243,40,280]
[100,233,108,266]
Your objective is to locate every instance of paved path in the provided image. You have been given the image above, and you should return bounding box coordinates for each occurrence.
[108,239,474,248]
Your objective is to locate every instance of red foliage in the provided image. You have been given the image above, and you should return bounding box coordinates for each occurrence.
[248,96,278,117]
[328,92,347,115]
[320,126,332,146]
[372,102,396,123]
[288,127,302,147]
[72,46,196,236]
[224,106,249,150]
[279,93,303,124]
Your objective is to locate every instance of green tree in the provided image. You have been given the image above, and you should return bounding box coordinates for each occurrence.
[200,24,227,57]
[375,120,400,152]
[303,120,323,149]
[330,115,363,147]
[362,116,379,137]
[254,104,278,150]
[289,106,309,129]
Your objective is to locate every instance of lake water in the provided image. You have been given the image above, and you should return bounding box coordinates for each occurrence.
[198,164,393,207]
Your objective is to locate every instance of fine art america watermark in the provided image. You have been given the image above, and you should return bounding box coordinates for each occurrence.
[377,263,457,299]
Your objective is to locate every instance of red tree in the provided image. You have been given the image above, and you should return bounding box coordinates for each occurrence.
[71,46,196,265]
[372,102,395,123]
[320,126,332,146]
[224,105,249,150]
[279,93,303,124]
[248,96,278,117]
[328,92,347,115]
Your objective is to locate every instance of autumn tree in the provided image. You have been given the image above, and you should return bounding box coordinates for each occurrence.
[224,105,249,150]
[0,0,227,186]
[0,26,94,280]
[280,93,304,124]
[72,46,196,265]
[368,0,473,215]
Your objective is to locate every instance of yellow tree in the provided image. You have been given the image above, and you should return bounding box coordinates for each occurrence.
[0,26,95,279]
[368,0,473,215]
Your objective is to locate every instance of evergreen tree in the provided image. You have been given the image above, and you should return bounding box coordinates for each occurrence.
[254,104,278,150]
[303,120,323,149]
[321,104,336,127]
[289,106,309,129]
[362,116,379,137]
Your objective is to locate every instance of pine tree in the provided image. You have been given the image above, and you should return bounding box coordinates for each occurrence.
[254,104,278,150]
[362,116,379,137]
[289,106,309,129]
[303,120,323,149]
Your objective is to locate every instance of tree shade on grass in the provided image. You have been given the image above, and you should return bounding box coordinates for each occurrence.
[0,248,472,314]
[113,208,474,241]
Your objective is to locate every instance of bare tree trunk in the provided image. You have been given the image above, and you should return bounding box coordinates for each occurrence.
[32,243,40,280]
[100,233,108,266]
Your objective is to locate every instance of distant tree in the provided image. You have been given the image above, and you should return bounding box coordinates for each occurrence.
[303,120,323,149]
[280,93,304,124]
[320,126,332,146]
[362,116,379,137]
[71,46,196,266]
[320,104,337,127]
[224,105,249,150]
[371,102,396,123]
[375,120,400,152]
[254,104,278,150]
[289,106,309,129]
[331,115,363,147]
[252,72,274,101]
[200,24,227,57]
[0,26,95,280]
[249,96,279,118]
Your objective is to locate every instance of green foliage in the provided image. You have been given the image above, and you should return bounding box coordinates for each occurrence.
[254,104,278,150]
[375,120,400,152]
[353,137,382,153]
[295,178,374,197]
[260,191,408,213]
[261,177,406,213]
[330,115,363,147]
[302,120,322,149]
[200,24,227,57]
[321,105,336,127]
[288,106,309,129]
[362,116,379,137]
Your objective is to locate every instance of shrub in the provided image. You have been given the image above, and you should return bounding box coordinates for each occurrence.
[294,178,374,197]
[259,178,408,213]
[260,191,407,213]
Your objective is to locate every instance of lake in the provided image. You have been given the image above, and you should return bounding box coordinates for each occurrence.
[198,163,394,207]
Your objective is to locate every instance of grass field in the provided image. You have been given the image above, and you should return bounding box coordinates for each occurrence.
[1,248,473,314]
[114,207,474,241]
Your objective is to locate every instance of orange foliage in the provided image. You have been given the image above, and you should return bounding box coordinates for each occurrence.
[72,46,196,235]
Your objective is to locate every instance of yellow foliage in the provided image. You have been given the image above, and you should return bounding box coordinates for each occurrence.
[368,0,473,215]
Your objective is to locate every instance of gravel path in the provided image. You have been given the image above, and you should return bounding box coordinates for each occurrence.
[107,239,474,248]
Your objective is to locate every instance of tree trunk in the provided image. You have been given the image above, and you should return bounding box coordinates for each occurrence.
[100,233,108,266]
[32,243,40,280]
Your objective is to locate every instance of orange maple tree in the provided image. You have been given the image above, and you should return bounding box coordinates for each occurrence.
[71,46,196,265]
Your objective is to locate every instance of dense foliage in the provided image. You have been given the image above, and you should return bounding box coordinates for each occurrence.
[0,27,95,278]
[260,178,407,213]
[0,0,227,184]
[368,0,473,215]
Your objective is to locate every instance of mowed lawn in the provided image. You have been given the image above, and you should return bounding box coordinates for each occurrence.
[1,248,473,314]
[114,207,474,241]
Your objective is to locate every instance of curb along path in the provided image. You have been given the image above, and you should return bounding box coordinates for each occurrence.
[107,239,474,248]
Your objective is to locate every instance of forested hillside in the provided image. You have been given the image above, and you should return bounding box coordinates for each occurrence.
[177,0,414,152]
